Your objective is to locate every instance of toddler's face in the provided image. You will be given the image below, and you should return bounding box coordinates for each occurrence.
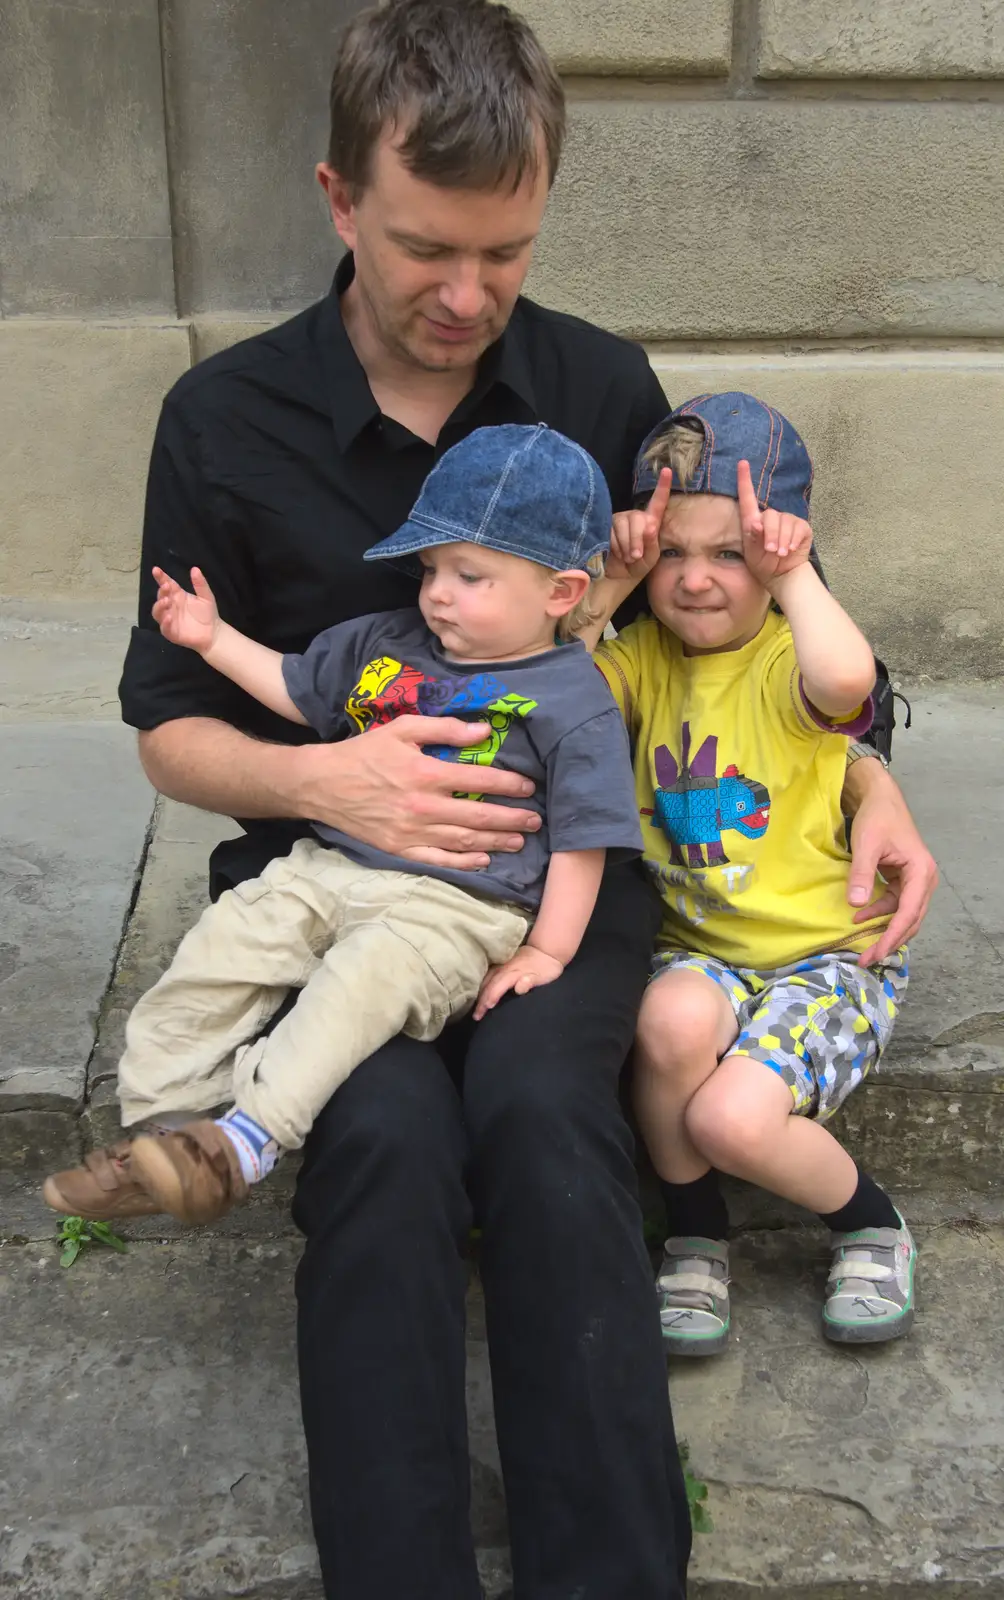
[417,542,560,662]
[645,493,770,655]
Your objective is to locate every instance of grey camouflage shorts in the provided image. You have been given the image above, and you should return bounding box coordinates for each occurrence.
[649,947,910,1121]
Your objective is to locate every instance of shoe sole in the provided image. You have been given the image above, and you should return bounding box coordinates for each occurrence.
[823,1305,914,1344]
[662,1325,730,1357]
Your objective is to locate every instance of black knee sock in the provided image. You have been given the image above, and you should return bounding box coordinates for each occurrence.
[660,1169,730,1241]
[818,1166,900,1233]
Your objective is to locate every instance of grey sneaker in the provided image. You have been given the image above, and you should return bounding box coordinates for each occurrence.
[823,1214,917,1344]
[656,1237,730,1356]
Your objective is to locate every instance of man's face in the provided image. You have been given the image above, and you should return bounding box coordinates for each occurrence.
[319,132,550,373]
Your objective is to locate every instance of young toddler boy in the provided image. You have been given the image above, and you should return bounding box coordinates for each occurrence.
[43,423,641,1226]
[581,392,914,1351]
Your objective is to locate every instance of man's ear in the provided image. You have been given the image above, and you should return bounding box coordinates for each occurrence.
[316,163,357,251]
[546,569,592,619]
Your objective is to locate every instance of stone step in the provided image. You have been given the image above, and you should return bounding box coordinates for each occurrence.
[1,1222,1000,1598]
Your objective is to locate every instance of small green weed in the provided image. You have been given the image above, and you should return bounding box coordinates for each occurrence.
[56,1215,128,1268]
[680,1440,713,1534]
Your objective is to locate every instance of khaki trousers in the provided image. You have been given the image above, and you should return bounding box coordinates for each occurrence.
[117,838,530,1150]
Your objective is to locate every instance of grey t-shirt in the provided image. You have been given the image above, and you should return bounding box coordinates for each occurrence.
[282,608,641,909]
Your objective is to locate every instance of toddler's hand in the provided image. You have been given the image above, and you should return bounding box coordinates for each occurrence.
[737,460,813,587]
[151,565,221,655]
[473,945,564,1020]
[605,468,672,583]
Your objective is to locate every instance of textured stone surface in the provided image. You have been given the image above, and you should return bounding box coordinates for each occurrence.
[648,355,1004,680]
[759,0,1004,80]
[0,603,133,724]
[530,101,1004,340]
[518,0,732,75]
[192,318,280,364]
[162,0,358,315]
[0,0,174,315]
[1,1228,1001,1597]
[0,724,154,1167]
[0,324,191,598]
[85,800,241,1149]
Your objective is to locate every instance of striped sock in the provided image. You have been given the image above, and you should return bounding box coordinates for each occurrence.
[217,1109,280,1185]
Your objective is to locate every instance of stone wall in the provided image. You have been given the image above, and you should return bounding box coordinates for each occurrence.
[2,0,1003,677]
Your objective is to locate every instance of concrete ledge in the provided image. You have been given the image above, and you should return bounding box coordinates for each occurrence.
[647,355,1004,680]
[1,1228,1001,1597]
[517,0,733,76]
[0,322,191,597]
[531,101,1004,341]
[0,723,154,1168]
[759,0,1004,80]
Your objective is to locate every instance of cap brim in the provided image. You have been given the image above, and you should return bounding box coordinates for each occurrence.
[363,520,463,563]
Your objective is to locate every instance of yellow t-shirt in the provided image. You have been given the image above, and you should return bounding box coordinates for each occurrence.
[595,610,888,970]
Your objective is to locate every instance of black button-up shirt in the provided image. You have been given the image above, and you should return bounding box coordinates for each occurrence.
[120,254,669,745]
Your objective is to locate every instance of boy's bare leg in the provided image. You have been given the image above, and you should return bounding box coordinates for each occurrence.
[633,970,739,1184]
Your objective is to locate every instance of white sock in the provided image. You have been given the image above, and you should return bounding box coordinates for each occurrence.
[216,1109,280,1185]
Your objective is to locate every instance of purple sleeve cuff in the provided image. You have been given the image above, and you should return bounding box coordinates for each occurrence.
[799,678,874,738]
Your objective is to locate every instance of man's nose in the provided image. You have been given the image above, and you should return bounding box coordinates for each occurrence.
[437,262,487,322]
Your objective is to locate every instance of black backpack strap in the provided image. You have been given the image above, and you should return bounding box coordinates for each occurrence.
[860,656,910,765]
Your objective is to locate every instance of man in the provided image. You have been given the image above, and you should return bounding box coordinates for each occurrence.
[114,3,937,1595]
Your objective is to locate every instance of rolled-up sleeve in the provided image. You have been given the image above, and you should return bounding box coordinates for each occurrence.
[119,396,255,732]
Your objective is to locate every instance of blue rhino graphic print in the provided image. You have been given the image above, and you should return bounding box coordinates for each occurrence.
[647,722,771,868]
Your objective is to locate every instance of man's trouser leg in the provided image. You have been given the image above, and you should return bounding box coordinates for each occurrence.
[292,860,691,1600]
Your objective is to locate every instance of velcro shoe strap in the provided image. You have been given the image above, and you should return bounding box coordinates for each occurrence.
[827,1258,893,1289]
[659,1270,730,1302]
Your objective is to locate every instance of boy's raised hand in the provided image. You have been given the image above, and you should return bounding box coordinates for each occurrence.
[737,459,814,587]
[605,468,673,583]
[151,565,221,655]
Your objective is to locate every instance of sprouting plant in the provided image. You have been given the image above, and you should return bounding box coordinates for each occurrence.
[56,1215,128,1267]
[679,1440,713,1534]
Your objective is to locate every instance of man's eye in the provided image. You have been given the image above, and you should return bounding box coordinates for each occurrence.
[487,248,521,265]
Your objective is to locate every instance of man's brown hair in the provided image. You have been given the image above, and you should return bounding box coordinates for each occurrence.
[328,0,566,195]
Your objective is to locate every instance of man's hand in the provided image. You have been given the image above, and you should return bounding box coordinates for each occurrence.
[292,715,541,871]
[473,945,564,1020]
[844,759,939,965]
[605,469,672,583]
[737,460,813,588]
[151,566,220,654]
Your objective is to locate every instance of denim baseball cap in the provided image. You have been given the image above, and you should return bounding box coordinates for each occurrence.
[633,391,813,519]
[364,423,612,571]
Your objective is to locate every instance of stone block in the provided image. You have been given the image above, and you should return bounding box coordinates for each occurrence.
[517,0,732,76]
[0,724,154,1165]
[191,318,279,364]
[0,323,191,598]
[759,0,1004,79]
[0,0,174,315]
[529,101,1004,339]
[162,0,360,315]
[646,354,1004,679]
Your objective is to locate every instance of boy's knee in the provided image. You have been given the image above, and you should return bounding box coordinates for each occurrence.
[684,1075,775,1172]
[637,973,728,1067]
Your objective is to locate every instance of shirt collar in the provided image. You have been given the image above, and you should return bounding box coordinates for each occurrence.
[319,253,540,452]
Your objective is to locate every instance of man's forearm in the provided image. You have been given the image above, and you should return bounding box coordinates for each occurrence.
[841,747,899,819]
[138,718,312,820]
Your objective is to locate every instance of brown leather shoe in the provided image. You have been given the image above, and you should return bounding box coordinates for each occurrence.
[42,1141,164,1221]
[129,1119,248,1225]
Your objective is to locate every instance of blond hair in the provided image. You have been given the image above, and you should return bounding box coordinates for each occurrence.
[639,417,705,496]
[558,551,607,641]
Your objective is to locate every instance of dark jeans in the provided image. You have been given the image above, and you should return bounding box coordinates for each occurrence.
[286,857,690,1600]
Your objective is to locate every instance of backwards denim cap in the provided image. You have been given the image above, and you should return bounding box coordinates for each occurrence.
[364,423,612,572]
[633,391,813,519]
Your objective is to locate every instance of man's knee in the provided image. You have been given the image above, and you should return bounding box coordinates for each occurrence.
[293,1039,466,1232]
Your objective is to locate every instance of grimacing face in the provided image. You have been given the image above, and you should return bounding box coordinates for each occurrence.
[318,131,550,374]
[646,493,771,656]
